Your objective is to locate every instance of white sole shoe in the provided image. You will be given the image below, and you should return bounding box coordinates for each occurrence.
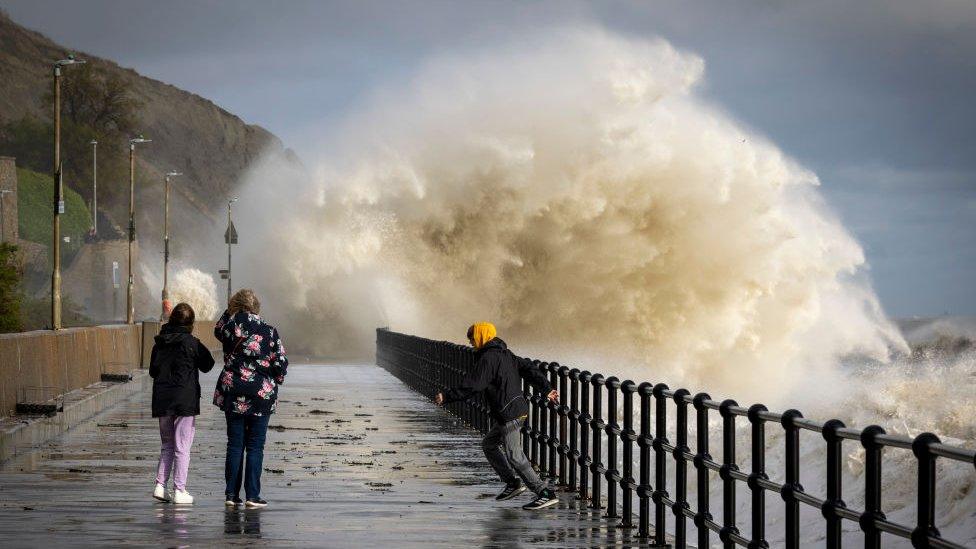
[172,489,194,505]
[153,483,170,502]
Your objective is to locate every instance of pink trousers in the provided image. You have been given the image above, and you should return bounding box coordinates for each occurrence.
[155,416,196,491]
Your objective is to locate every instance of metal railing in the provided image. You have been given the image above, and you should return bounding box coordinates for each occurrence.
[376,328,976,548]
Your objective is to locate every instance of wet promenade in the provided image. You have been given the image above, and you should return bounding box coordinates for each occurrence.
[0,364,653,548]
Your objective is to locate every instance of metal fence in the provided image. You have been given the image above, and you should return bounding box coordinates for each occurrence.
[376,328,976,549]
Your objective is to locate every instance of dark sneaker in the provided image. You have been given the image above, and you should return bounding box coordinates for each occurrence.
[495,482,527,501]
[522,489,559,511]
[245,498,268,508]
[225,496,243,507]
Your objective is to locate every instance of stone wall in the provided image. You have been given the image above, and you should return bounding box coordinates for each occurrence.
[62,239,130,323]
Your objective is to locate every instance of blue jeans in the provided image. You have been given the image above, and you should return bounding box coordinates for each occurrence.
[224,412,271,500]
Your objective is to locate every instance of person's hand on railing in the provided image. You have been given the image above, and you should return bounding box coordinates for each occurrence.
[434,392,444,406]
[547,389,559,403]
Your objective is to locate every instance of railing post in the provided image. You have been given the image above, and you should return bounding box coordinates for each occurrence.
[590,373,606,509]
[719,399,740,549]
[605,376,621,518]
[637,382,653,538]
[911,432,942,548]
[548,363,559,482]
[652,383,670,547]
[621,380,637,528]
[858,425,886,549]
[747,404,769,549]
[693,392,712,549]
[822,419,846,549]
[578,371,592,501]
[529,361,540,466]
[569,368,581,491]
[522,376,531,457]
[673,389,691,547]
[536,362,548,473]
[781,409,804,549]
[558,366,570,487]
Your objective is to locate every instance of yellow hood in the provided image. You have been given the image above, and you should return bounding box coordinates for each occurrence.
[467,322,497,349]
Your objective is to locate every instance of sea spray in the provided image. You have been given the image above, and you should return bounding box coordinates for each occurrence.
[139,265,219,321]
[167,268,219,320]
[235,28,904,401]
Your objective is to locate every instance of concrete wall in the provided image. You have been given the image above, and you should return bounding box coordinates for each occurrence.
[0,324,142,417]
[140,320,220,368]
[0,156,17,243]
[62,239,129,322]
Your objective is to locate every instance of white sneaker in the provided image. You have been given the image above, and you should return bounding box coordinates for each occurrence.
[172,489,194,504]
[153,483,171,502]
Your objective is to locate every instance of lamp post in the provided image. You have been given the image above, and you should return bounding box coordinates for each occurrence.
[51,54,85,330]
[161,171,182,320]
[127,135,151,324]
[0,190,12,242]
[226,197,238,304]
[90,139,97,236]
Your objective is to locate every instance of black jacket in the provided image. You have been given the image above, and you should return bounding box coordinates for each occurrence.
[149,324,216,417]
[442,337,552,422]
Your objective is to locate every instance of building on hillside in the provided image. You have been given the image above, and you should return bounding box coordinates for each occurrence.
[62,219,130,323]
[0,156,18,243]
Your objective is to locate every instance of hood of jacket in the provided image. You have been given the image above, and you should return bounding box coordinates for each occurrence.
[155,324,193,345]
[221,311,264,339]
[476,336,507,355]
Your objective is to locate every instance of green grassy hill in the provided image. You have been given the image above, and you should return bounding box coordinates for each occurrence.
[17,167,91,260]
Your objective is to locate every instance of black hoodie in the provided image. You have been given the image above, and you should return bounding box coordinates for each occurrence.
[442,337,552,423]
[149,324,216,417]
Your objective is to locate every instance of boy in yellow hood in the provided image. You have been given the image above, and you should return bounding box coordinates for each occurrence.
[435,322,560,511]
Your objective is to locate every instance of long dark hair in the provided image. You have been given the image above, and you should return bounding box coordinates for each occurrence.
[168,302,195,327]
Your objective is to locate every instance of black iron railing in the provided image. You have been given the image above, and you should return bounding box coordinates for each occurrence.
[376,328,976,548]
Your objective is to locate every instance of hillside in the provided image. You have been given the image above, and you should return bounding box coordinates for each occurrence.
[16,166,90,263]
[0,10,297,317]
[0,11,284,208]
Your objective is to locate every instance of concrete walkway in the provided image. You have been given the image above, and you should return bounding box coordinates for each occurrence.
[0,364,655,548]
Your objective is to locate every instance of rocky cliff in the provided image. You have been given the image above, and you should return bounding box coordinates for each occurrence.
[0,11,285,215]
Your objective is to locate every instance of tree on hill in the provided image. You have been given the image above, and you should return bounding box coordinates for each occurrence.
[0,64,140,221]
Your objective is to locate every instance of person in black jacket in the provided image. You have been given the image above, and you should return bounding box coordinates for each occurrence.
[149,303,215,504]
[435,322,560,511]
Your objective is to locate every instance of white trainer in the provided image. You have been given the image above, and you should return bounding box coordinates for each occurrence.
[172,489,194,504]
[153,483,171,502]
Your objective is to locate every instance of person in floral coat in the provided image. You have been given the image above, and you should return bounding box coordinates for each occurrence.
[213,289,288,508]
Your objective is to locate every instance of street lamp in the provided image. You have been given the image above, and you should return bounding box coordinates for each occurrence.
[0,189,12,242]
[161,171,182,320]
[51,54,85,331]
[127,135,151,324]
[90,139,97,236]
[225,197,239,304]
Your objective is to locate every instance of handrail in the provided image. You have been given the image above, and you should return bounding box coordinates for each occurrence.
[376,328,976,549]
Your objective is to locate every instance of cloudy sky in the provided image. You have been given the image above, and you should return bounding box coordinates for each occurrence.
[4,0,974,317]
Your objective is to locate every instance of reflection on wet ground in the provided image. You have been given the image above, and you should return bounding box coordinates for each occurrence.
[0,365,660,547]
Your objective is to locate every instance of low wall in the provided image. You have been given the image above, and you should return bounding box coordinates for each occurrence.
[0,324,143,417]
[140,320,220,368]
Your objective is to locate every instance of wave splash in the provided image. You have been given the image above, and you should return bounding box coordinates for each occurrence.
[238,28,903,402]
[231,28,973,545]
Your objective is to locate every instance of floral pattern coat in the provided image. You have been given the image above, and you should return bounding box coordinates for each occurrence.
[212,310,289,416]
